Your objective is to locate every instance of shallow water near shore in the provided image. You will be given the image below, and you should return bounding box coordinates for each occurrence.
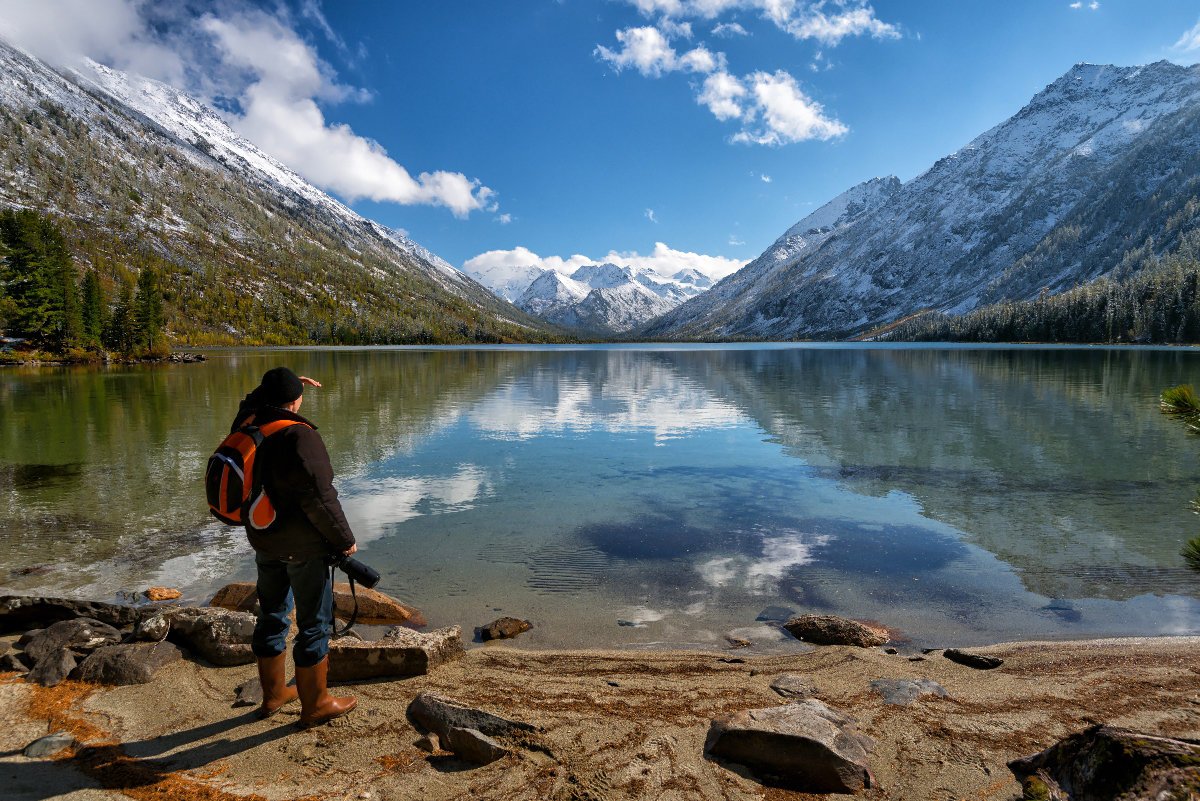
[1,343,1198,649]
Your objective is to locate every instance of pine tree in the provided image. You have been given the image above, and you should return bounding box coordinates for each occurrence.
[0,208,80,351]
[133,267,164,354]
[104,275,136,354]
[80,269,104,348]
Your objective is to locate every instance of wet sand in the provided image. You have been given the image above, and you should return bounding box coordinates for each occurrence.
[2,636,1199,800]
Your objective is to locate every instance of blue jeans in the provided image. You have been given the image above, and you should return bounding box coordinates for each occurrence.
[252,555,333,668]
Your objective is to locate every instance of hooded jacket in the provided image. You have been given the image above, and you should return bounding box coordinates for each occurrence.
[231,401,356,561]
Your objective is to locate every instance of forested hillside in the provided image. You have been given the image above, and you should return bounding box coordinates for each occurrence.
[881,231,1200,344]
[0,39,560,347]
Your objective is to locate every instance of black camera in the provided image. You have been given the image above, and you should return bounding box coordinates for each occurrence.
[330,554,381,589]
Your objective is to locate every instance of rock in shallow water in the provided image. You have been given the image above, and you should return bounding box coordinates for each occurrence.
[208,581,426,627]
[782,614,889,647]
[478,617,531,642]
[1008,724,1200,801]
[0,595,143,631]
[705,699,875,792]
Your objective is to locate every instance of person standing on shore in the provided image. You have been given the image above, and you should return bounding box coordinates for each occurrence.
[232,366,357,727]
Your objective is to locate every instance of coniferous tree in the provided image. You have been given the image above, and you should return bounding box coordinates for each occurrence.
[80,269,104,348]
[0,208,80,351]
[133,267,164,353]
[105,275,136,354]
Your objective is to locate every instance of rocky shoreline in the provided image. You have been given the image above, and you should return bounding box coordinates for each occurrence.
[0,351,206,366]
[1,591,1198,800]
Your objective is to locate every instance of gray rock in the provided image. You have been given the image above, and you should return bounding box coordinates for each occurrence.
[770,674,818,700]
[27,648,77,687]
[783,614,889,647]
[870,678,948,706]
[755,606,797,622]
[0,651,29,672]
[23,618,122,664]
[944,648,1003,670]
[164,607,256,666]
[76,642,181,685]
[134,614,170,642]
[408,692,536,741]
[1008,724,1200,801]
[17,629,43,647]
[706,700,875,792]
[444,726,509,765]
[477,617,531,642]
[328,625,463,681]
[233,677,263,708]
[415,733,440,753]
[0,595,144,632]
[23,731,75,758]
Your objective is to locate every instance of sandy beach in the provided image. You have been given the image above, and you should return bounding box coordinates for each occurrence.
[2,635,1198,800]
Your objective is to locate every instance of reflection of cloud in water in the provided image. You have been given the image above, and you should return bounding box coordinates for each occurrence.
[699,530,833,593]
[344,464,492,540]
[468,373,744,443]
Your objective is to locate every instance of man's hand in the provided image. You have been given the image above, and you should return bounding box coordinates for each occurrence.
[299,376,322,388]
[343,544,357,557]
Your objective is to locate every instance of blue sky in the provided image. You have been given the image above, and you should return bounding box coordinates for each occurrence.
[3,1,1200,279]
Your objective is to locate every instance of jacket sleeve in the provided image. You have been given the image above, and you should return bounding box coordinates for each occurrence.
[280,427,357,553]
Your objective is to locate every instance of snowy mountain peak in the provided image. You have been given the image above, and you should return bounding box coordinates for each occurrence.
[571,262,634,288]
[778,176,901,244]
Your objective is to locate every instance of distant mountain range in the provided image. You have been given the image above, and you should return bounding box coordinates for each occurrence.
[645,61,1200,341]
[469,262,713,335]
[0,37,558,345]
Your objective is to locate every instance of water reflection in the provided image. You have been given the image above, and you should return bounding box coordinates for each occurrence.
[1,345,1197,647]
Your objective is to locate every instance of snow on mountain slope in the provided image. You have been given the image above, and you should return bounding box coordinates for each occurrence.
[642,176,901,339]
[465,263,548,303]
[645,61,1200,340]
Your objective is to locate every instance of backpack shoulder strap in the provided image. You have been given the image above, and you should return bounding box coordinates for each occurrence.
[256,418,311,438]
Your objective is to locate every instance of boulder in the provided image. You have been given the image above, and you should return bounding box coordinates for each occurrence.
[143,587,182,602]
[783,614,889,647]
[408,692,537,741]
[164,607,256,666]
[444,726,509,765]
[1008,725,1200,801]
[705,700,875,792]
[23,732,75,758]
[0,595,143,632]
[328,625,462,681]
[870,678,948,706]
[943,648,1003,670]
[27,649,76,687]
[23,618,122,664]
[0,651,29,672]
[770,674,818,700]
[76,642,182,685]
[134,614,170,642]
[209,581,426,627]
[478,617,531,642]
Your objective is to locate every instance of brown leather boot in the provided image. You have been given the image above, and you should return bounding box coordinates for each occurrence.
[256,653,299,719]
[295,656,356,728]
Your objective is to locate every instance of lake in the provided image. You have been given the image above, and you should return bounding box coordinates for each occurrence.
[1,344,1198,650]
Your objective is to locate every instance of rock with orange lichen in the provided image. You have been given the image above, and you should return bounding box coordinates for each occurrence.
[143,587,182,602]
[209,581,426,627]
[782,614,889,647]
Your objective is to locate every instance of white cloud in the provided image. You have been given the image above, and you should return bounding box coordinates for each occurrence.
[1090,1,1099,8]
[1069,1,1100,9]
[761,173,772,183]
[697,70,748,120]
[1069,2,1082,7]
[461,242,747,282]
[732,70,847,145]
[1176,20,1200,51]
[496,213,514,224]
[595,26,720,76]
[0,0,494,218]
[645,208,659,223]
[658,18,694,39]
[728,234,745,245]
[616,0,899,46]
[712,21,749,37]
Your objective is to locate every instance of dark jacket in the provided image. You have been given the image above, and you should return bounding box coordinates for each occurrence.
[231,401,356,561]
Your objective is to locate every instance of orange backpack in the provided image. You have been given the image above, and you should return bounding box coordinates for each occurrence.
[205,415,309,530]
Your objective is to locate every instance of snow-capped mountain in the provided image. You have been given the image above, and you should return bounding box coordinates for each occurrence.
[643,177,901,339]
[509,262,698,334]
[0,37,554,344]
[645,61,1200,340]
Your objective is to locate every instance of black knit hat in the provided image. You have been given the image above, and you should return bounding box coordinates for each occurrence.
[259,367,303,406]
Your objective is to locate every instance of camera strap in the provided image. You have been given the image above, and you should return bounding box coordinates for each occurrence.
[329,564,360,638]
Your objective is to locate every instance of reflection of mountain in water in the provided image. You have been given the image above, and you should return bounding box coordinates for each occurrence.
[648,347,1200,601]
[0,350,530,597]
